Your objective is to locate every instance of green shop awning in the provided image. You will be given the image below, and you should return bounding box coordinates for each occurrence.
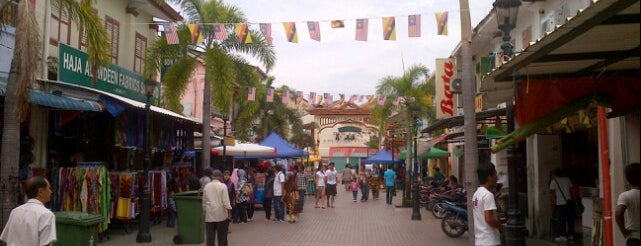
[399,147,450,159]
[0,80,102,111]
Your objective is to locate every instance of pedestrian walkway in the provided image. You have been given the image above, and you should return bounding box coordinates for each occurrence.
[98,189,554,245]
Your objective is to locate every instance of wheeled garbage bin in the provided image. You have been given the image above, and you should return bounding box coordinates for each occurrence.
[173,190,203,244]
[54,211,104,246]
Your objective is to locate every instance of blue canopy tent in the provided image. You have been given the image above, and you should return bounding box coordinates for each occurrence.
[362,149,402,164]
[258,132,308,158]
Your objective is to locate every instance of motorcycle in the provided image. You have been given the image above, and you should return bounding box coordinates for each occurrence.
[440,201,468,238]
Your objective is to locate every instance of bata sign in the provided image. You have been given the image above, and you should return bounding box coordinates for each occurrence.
[435,58,457,119]
[58,44,159,104]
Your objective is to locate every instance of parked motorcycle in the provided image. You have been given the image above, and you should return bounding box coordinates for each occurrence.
[441,201,468,238]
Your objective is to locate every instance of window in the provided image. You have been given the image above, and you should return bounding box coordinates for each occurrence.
[134,33,147,73]
[50,0,71,46]
[105,16,120,64]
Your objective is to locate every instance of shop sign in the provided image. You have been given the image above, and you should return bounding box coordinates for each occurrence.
[224,136,235,146]
[58,44,159,104]
[435,58,457,119]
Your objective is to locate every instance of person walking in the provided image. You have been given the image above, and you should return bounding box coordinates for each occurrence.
[369,166,381,200]
[472,162,503,246]
[325,162,339,208]
[314,165,327,209]
[202,169,232,246]
[273,165,286,222]
[549,168,576,242]
[616,163,640,246]
[359,165,370,202]
[234,170,250,223]
[295,165,310,212]
[1,176,56,246]
[342,164,354,191]
[263,169,275,221]
[384,165,397,205]
[283,173,301,223]
[351,178,360,202]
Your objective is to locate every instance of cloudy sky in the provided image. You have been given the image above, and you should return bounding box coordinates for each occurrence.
[217,0,495,96]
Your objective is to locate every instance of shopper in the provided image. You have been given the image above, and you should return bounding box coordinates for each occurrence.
[283,173,301,223]
[1,176,57,246]
[295,165,310,212]
[273,165,286,222]
[342,164,354,191]
[384,165,397,205]
[314,165,327,208]
[472,161,503,246]
[202,170,232,246]
[359,165,370,202]
[549,168,576,242]
[369,166,381,200]
[234,171,250,223]
[325,162,339,208]
[351,178,360,202]
[615,163,640,246]
[263,168,275,221]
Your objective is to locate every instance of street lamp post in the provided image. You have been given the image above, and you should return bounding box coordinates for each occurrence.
[136,79,157,243]
[410,107,421,220]
[222,115,229,169]
[493,0,525,245]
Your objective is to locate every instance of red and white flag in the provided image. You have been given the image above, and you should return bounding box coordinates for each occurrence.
[163,23,179,44]
[323,93,333,105]
[214,23,228,40]
[355,19,368,41]
[377,95,387,105]
[309,92,317,105]
[359,95,365,102]
[247,87,256,101]
[282,90,290,103]
[259,23,273,45]
[266,88,274,102]
[393,97,402,106]
[348,95,357,103]
[307,21,320,41]
[296,91,303,103]
[408,14,421,38]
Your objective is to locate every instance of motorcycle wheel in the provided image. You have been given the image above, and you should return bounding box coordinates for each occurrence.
[441,213,467,238]
[425,200,436,211]
[432,203,449,219]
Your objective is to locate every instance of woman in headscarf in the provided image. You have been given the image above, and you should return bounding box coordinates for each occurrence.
[283,173,300,223]
[233,168,250,223]
[369,166,381,200]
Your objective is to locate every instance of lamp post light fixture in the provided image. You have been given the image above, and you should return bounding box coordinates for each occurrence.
[222,114,229,169]
[136,79,157,243]
[410,106,421,220]
[493,0,525,245]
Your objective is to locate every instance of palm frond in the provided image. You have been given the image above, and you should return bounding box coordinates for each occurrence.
[204,47,235,114]
[162,56,197,112]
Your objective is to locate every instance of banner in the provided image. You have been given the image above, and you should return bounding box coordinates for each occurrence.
[435,58,457,119]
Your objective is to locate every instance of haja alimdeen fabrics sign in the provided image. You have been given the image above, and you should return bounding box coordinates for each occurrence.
[58,44,159,104]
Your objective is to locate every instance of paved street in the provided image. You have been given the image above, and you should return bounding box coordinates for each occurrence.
[99,189,471,246]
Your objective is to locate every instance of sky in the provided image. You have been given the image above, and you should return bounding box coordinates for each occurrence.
[192,0,496,96]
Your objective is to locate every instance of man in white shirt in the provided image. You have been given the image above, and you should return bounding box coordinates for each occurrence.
[616,163,640,246]
[1,176,57,246]
[549,168,575,242]
[325,162,339,208]
[472,162,503,246]
[202,169,232,246]
[272,165,286,222]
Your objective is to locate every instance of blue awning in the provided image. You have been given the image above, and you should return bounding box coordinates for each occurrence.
[0,80,102,111]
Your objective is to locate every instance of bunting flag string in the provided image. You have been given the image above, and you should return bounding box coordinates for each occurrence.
[248,87,418,107]
[160,9,452,45]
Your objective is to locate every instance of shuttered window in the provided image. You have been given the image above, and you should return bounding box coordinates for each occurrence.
[50,0,71,46]
[134,33,147,73]
[105,16,120,64]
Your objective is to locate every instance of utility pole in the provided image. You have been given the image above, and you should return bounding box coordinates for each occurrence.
[459,0,478,244]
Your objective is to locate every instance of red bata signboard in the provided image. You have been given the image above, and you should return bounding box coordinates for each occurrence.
[435,58,457,119]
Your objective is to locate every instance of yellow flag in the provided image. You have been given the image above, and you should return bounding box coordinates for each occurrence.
[283,22,298,43]
[382,17,396,41]
[188,23,204,43]
[234,23,253,44]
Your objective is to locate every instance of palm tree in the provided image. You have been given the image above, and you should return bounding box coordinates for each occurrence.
[373,64,433,206]
[144,0,275,170]
[0,0,110,224]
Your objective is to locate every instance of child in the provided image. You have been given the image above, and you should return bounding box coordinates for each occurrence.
[166,191,177,227]
[351,179,359,202]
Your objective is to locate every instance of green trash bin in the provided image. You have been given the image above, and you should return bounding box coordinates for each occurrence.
[173,190,204,244]
[54,211,104,246]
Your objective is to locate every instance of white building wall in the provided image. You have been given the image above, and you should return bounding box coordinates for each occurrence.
[527,134,562,238]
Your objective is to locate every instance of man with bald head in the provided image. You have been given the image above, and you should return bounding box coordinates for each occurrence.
[1,176,57,246]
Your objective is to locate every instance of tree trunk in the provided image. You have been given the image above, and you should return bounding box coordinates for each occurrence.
[459,0,478,244]
[403,108,412,207]
[201,73,212,172]
[1,55,22,227]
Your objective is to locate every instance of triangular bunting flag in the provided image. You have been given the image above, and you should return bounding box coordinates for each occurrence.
[188,23,204,43]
